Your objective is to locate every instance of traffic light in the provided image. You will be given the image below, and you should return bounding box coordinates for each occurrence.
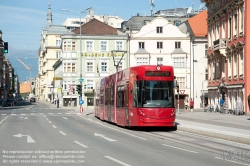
[176,85,179,93]
[3,42,8,53]
[76,84,82,95]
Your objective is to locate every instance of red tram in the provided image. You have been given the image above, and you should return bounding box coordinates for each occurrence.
[94,65,176,127]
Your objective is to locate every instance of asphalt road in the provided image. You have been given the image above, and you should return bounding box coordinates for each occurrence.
[0,101,249,166]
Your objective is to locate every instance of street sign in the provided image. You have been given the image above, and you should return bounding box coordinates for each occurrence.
[180,90,185,94]
[79,100,84,105]
[78,78,84,82]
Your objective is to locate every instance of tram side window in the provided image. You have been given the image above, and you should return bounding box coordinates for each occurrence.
[100,89,104,105]
[117,86,124,107]
[111,85,114,106]
[105,88,111,105]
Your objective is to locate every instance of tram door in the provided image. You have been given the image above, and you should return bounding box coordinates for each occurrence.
[106,87,111,122]
[125,82,129,126]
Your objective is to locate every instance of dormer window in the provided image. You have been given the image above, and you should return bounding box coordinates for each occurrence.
[156,27,163,33]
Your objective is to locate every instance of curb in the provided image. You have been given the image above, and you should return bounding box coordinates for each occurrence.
[177,124,250,145]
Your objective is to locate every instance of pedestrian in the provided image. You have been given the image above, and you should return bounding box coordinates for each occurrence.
[184,97,189,113]
[57,98,59,108]
[219,98,224,113]
[189,98,194,113]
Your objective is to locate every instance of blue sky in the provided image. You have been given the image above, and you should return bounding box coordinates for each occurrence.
[0,0,205,81]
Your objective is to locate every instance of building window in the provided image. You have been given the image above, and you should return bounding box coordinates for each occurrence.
[63,81,75,90]
[176,77,185,88]
[56,52,61,59]
[136,57,149,65]
[100,41,107,51]
[239,53,244,76]
[56,40,61,46]
[229,16,232,39]
[63,41,76,51]
[175,42,181,48]
[205,68,208,80]
[234,13,237,37]
[157,58,163,65]
[63,63,76,72]
[240,8,244,33]
[86,41,93,51]
[234,54,238,77]
[87,98,94,106]
[86,62,93,72]
[139,42,145,49]
[157,42,163,49]
[173,57,186,68]
[86,80,94,89]
[101,62,107,72]
[116,41,123,50]
[156,27,163,33]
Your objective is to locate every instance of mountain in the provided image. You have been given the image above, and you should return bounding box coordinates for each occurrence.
[5,46,38,82]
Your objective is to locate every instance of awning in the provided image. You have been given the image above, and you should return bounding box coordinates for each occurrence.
[225,84,244,88]
[207,86,218,90]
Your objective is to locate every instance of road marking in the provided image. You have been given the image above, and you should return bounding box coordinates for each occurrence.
[48,113,54,115]
[162,144,199,153]
[214,157,249,166]
[57,113,62,114]
[13,134,35,143]
[94,133,116,142]
[0,116,8,125]
[74,141,88,148]
[48,121,52,123]
[11,114,16,115]
[1,114,6,115]
[80,117,147,140]
[52,125,57,128]
[59,131,66,136]
[39,113,44,115]
[21,114,26,115]
[104,156,131,166]
[62,117,68,120]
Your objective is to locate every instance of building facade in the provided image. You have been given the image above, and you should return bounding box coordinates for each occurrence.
[60,18,128,109]
[37,5,69,102]
[201,0,249,114]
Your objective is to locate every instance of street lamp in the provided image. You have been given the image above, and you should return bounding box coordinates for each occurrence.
[192,44,197,100]
[62,7,92,103]
[110,50,127,72]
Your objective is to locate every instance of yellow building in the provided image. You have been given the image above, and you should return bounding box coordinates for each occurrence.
[20,81,31,94]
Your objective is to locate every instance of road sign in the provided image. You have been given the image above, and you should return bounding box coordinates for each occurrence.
[80,106,84,114]
[180,90,185,94]
[78,78,84,82]
[79,100,84,105]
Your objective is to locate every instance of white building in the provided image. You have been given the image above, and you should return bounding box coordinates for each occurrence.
[129,16,191,108]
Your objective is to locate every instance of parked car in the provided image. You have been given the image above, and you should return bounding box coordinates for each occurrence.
[30,97,36,103]
[5,99,16,106]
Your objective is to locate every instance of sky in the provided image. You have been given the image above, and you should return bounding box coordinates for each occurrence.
[0,0,205,81]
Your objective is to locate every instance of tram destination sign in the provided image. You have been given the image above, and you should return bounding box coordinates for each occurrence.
[145,71,170,77]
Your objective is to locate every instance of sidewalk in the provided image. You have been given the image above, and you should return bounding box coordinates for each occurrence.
[176,109,250,144]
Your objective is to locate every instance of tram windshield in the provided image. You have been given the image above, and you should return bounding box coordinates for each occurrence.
[133,80,174,108]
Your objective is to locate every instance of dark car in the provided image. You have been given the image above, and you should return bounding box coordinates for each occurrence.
[5,99,16,106]
[30,97,36,102]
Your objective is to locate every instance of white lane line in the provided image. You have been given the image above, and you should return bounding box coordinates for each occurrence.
[1,114,6,115]
[80,116,147,140]
[59,131,67,136]
[214,157,249,166]
[48,121,52,123]
[57,113,62,114]
[74,141,88,148]
[65,113,71,115]
[0,116,9,125]
[62,117,68,120]
[39,113,44,115]
[52,125,57,128]
[48,113,54,115]
[162,144,199,154]
[11,114,16,115]
[104,156,131,166]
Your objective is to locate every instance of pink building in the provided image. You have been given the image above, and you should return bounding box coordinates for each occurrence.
[202,0,249,115]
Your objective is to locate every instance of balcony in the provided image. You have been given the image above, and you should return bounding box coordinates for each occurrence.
[213,39,227,53]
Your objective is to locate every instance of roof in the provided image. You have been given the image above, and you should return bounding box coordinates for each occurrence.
[72,18,122,35]
[188,10,208,37]
[125,16,156,30]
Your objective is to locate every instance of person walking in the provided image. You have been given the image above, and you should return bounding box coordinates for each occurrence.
[184,97,189,113]
[57,98,59,108]
[189,98,194,113]
[219,98,224,113]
